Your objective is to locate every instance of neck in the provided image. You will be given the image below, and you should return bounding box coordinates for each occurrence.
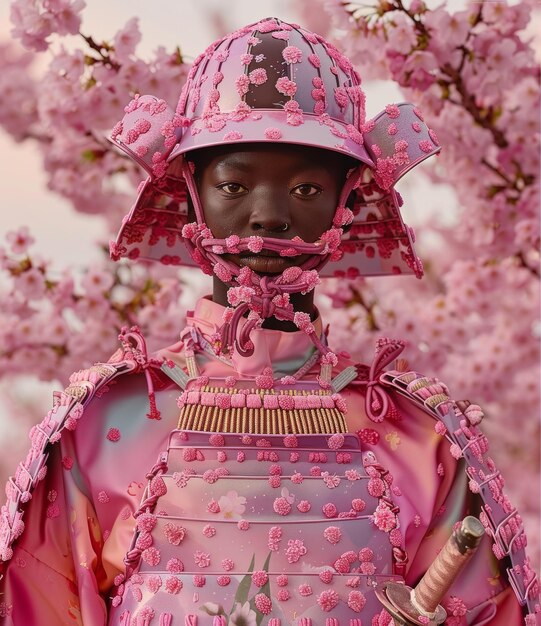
[212,275,317,332]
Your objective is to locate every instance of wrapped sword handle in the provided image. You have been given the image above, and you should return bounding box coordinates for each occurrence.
[375,516,485,625]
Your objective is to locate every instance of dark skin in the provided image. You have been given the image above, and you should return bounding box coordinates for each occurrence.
[189,143,354,331]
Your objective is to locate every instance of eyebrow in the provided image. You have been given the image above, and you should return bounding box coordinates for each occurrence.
[213,155,255,174]
[212,154,330,177]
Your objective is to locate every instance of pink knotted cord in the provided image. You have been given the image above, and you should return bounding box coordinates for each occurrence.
[124,457,168,577]
[118,326,161,420]
[355,339,405,422]
[181,161,362,358]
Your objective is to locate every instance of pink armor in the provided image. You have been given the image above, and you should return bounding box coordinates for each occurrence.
[108,431,403,625]
[0,298,538,624]
[0,15,539,626]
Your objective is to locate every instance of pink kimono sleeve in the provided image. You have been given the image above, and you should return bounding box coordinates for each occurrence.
[1,441,108,625]
[1,334,176,625]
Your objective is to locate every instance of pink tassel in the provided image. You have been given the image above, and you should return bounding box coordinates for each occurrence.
[118,326,162,420]
[146,389,161,420]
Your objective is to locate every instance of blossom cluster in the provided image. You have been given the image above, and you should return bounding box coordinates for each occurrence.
[4,9,187,224]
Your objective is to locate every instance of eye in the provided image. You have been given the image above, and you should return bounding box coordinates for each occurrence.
[217,182,247,195]
[291,183,322,197]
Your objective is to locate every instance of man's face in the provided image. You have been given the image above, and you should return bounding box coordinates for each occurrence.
[190,143,352,275]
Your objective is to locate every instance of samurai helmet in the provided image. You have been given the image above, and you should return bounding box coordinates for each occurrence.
[110,17,440,355]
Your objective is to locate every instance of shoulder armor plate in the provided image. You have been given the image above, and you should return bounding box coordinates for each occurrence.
[0,359,135,566]
[380,369,540,619]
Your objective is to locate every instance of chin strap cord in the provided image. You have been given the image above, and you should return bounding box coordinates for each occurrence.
[181,160,362,359]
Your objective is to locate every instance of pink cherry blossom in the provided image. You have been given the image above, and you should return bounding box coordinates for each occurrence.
[347,590,367,613]
[218,490,246,519]
[317,589,340,612]
[166,558,184,573]
[254,593,272,615]
[14,267,46,300]
[323,526,342,544]
[141,547,161,566]
[251,570,268,587]
[264,128,282,140]
[372,503,397,532]
[194,551,211,568]
[11,0,85,52]
[275,77,297,97]
[165,576,182,594]
[285,538,307,563]
[299,584,312,596]
[273,496,292,516]
[6,227,34,254]
[113,17,141,62]
[249,68,267,85]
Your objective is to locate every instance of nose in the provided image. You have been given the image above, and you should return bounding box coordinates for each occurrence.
[248,188,291,235]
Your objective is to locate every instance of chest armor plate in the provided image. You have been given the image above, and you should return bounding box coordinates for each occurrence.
[108,430,402,626]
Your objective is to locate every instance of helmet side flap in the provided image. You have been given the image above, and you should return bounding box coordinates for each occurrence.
[110,94,182,177]
[109,95,191,264]
[321,103,441,279]
[364,103,441,191]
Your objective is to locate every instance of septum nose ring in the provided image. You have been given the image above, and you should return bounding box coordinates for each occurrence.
[277,223,289,232]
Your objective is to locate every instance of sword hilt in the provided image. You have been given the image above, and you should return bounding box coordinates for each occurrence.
[375,516,485,625]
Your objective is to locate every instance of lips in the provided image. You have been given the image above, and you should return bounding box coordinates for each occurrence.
[239,250,281,258]
[237,254,291,274]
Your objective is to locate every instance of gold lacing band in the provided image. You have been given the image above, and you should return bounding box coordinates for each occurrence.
[63,382,91,401]
[89,363,117,377]
[425,393,450,409]
[406,377,433,392]
[396,372,417,384]
[201,387,332,396]
[177,404,348,435]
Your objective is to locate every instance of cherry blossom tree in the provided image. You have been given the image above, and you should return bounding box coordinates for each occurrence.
[0,0,539,563]
[301,0,541,561]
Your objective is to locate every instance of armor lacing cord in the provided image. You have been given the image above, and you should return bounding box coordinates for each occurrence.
[353,339,405,423]
[181,160,361,359]
[118,326,161,420]
[124,457,168,577]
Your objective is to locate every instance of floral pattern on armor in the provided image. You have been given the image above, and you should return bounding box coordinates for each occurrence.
[108,431,403,625]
